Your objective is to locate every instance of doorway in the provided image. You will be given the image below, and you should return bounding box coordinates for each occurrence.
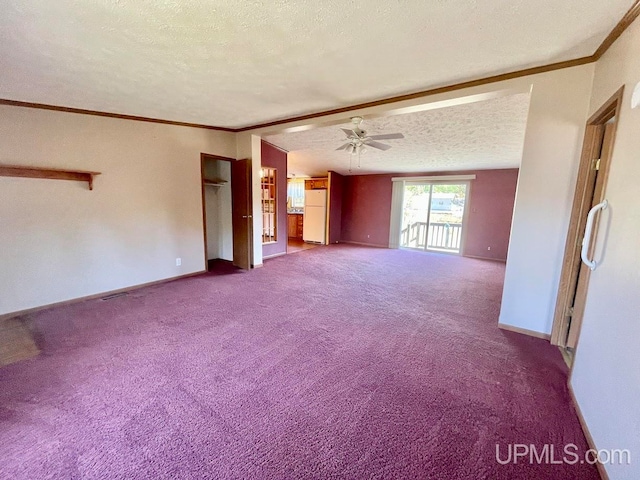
[400,182,469,254]
[201,154,254,271]
[550,87,624,354]
[201,155,234,271]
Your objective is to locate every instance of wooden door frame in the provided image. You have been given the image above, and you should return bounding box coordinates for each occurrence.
[200,153,236,269]
[550,86,624,346]
[231,158,255,269]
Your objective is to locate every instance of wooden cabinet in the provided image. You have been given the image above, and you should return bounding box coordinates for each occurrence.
[297,214,303,238]
[288,214,297,238]
[288,214,303,238]
[305,178,328,190]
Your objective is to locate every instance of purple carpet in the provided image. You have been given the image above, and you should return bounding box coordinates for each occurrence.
[0,245,598,479]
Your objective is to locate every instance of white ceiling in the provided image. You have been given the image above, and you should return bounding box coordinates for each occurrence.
[0,1,633,128]
[266,93,532,177]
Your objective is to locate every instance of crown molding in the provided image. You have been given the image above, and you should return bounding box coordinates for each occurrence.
[593,0,640,60]
[236,56,594,132]
[236,2,640,132]
[1,2,638,133]
[0,98,236,132]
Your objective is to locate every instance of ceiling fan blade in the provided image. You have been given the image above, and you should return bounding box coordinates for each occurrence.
[336,143,351,151]
[341,128,357,138]
[368,133,405,140]
[367,141,392,151]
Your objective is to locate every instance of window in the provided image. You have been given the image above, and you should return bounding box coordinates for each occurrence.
[400,182,469,254]
[287,178,305,210]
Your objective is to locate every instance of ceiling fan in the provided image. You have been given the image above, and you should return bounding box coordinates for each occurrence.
[336,116,405,154]
[336,117,405,171]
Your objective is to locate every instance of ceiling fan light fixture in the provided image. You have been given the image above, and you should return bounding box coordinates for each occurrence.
[337,118,405,172]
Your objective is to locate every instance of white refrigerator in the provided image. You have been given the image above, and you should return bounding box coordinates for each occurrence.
[303,189,327,244]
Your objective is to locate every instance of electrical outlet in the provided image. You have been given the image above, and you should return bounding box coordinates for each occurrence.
[367,234,370,239]
[176,258,182,266]
[487,247,491,251]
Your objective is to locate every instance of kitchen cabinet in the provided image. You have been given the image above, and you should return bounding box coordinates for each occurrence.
[305,178,328,190]
[287,214,303,238]
[288,214,297,238]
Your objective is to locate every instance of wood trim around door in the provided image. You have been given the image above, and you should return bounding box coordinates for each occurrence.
[550,86,624,346]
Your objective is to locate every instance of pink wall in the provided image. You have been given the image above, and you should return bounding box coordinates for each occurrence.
[341,174,393,247]
[463,169,519,260]
[340,169,519,261]
[328,171,344,244]
[261,141,288,258]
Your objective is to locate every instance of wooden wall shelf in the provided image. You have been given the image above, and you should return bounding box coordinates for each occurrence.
[0,165,101,190]
[203,178,228,187]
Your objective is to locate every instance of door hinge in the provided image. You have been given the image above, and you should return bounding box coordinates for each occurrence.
[566,306,575,317]
[593,158,601,171]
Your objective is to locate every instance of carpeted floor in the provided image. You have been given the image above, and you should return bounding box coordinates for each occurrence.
[0,245,598,479]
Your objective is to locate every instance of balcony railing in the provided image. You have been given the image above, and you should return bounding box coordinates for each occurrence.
[401,222,463,252]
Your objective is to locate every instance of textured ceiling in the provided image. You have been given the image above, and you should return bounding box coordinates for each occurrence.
[0,1,633,128]
[265,93,531,177]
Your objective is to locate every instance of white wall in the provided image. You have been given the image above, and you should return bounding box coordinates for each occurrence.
[204,173,220,259]
[499,66,595,334]
[204,160,233,261]
[217,161,233,261]
[1,62,599,336]
[571,18,640,480]
[247,65,596,335]
[0,106,235,315]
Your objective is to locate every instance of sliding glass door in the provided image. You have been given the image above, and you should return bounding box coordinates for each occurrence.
[400,182,468,254]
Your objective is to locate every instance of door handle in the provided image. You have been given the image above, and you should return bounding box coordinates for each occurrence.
[581,200,608,271]
[242,215,253,219]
